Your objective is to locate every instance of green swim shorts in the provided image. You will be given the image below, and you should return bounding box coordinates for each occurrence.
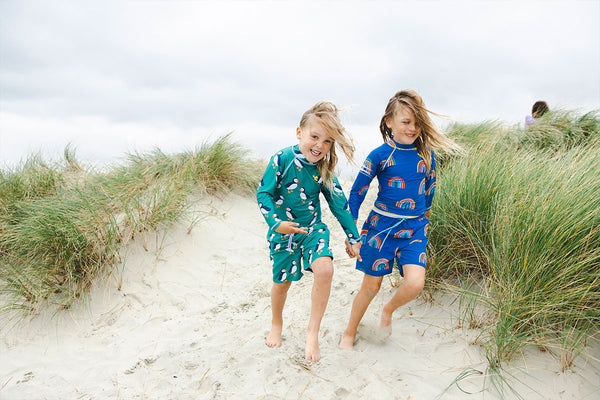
[268,223,333,283]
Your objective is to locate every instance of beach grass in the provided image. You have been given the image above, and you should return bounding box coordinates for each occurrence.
[428,110,600,376]
[0,134,260,312]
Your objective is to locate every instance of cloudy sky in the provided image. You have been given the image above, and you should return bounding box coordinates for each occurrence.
[1,0,599,174]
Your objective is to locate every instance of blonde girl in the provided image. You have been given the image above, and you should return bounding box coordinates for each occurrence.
[257,101,361,362]
[340,90,460,349]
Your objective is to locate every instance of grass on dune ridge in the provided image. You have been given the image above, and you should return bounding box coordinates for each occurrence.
[0,134,261,313]
[427,109,600,388]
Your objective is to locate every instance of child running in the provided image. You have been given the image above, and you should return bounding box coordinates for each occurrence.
[257,101,362,363]
[339,90,460,350]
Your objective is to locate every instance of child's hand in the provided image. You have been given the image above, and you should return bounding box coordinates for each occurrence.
[275,221,308,234]
[345,239,362,262]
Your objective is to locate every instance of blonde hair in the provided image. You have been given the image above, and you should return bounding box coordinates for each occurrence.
[380,90,460,172]
[299,101,355,187]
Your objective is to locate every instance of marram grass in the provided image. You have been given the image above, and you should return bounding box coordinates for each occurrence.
[0,134,260,312]
[428,112,600,377]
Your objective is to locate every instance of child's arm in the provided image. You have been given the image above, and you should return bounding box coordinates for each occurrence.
[275,221,308,235]
[256,153,285,232]
[348,152,380,221]
[424,151,437,216]
[321,177,361,245]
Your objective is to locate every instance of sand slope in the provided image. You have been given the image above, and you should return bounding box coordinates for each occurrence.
[1,192,599,400]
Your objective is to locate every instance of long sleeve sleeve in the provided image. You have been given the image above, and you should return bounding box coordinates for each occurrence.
[348,152,380,221]
[322,177,361,244]
[425,151,436,210]
[256,153,283,232]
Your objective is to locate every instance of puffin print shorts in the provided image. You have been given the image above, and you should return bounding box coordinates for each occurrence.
[269,223,333,283]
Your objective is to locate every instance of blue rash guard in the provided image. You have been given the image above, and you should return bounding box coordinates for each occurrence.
[348,139,436,276]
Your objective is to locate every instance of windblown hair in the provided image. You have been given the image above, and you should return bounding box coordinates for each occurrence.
[299,101,355,187]
[532,101,549,119]
[379,90,460,172]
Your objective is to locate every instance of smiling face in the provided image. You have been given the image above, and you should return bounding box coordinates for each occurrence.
[296,119,333,163]
[385,105,422,145]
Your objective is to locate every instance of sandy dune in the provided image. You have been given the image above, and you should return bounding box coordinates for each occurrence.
[1,192,599,400]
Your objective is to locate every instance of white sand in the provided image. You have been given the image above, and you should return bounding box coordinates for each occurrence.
[1,192,599,400]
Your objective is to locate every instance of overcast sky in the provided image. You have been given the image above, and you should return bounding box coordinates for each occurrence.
[1,0,599,174]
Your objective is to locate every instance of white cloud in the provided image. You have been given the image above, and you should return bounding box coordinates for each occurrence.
[1,0,598,168]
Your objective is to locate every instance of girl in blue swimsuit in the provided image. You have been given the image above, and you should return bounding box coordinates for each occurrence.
[339,90,460,349]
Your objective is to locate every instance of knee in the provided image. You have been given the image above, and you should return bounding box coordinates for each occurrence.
[312,257,334,281]
[404,278,424,298]
[362,280,382,298]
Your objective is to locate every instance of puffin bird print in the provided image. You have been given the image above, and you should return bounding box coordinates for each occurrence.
[277,269,287,282]
[316,238,326,253]
[259,203,271,215]
[285,178,299,192]
[294,157,303,170]
[333,182,344,195]
[275,195,284,206]
[290,261,298,274]
[285,207,297,220]
[307,201,315,212]
[299,187,307,202]
[273,151,283,168]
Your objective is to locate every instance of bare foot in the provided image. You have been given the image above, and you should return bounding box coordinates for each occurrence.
[305,332,321,363]
[379,308,393,338]
[338,332,356,350]
[266,325,282,348]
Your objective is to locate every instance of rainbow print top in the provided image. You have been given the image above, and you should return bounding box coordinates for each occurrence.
[349,139,436,220]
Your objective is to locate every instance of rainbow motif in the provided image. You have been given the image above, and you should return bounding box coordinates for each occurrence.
[395,249,401,258]
[375,202,387,211]
[429,170,436,179]
[419,252,427,264]
[372,258,389,272]
[409,239,422,245]
[417,160,427,173]
[387,177,405,189]
[394,229,413,239]
[358,185,370,195]
[396,199,416,210]
[370,214,379,227]
[380,155,395,168]
[424,224,428,237]
[418,178,426,194]
[426,182,436,196]
[368,236,382,249]
[360,229,369,241]
[360,159,373,176]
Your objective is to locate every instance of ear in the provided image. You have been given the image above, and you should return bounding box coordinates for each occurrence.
[384,117,392,130]
[296,127,302,139]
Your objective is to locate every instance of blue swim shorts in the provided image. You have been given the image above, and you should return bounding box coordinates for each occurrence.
[268,222,333,283]
[356,210,429,277]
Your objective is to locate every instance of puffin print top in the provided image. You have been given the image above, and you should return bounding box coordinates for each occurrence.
[257,145,360,244]
[349,139,436,220]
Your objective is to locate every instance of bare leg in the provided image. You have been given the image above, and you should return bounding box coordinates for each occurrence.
[305,256,333,363]
[339,274,384,350]
[266,281,292,348]
[380,264,425,334]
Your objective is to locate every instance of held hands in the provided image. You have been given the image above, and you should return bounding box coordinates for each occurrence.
[345,239,362,262]
[275,221,308,235]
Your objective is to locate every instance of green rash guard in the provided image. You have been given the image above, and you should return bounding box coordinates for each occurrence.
[257,145,360,245]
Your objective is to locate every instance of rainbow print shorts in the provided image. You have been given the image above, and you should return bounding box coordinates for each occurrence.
[356,210,429,277]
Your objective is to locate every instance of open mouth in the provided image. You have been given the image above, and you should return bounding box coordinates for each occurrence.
[310,149,321,157]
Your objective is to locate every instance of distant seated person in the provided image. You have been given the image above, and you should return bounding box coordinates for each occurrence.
[525,100,549,127]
